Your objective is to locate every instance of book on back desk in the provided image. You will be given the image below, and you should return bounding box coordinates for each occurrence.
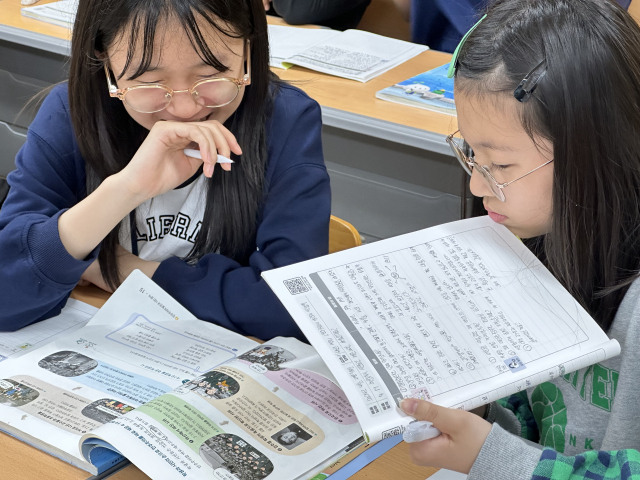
[375,63,456,116]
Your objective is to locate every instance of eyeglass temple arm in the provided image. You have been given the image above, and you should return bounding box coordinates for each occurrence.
[242,40,251,85]
[104,64,121,97]
[500,159,554,187]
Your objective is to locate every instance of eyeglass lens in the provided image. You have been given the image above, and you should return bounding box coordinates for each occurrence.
[123,80,239,113]
[448,136,472,175]
[448,136,506,201]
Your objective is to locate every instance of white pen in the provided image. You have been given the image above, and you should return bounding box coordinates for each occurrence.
[183,148,234,164]
[403,421,442,443]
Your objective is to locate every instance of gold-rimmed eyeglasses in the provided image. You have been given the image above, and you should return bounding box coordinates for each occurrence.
[105,41,251,114]
[446,129,553,202]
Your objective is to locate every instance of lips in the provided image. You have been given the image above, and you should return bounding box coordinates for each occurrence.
[485,206,508,223]
[160,111,212,122]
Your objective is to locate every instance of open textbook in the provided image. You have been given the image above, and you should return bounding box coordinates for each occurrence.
[262,216,621,442]
[0,271,364,479]
[21,0,77,29]
[273,28,427,82]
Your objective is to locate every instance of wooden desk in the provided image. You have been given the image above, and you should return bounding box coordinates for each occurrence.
[0,285,439,480]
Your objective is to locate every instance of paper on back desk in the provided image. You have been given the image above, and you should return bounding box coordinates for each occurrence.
[268,25,339,68]
[282,29,427,82]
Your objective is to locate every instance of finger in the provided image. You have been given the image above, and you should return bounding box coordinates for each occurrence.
[200,123,233,173]
[408,435,453,468]
[162,121,212,163]
[202,120,242,156]
[196,125,218,177]
[401,399,465,435]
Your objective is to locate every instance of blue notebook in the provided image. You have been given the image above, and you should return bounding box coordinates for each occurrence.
[375,63,456,116]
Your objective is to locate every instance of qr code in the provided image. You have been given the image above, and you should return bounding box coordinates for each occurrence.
[382,426,402,439]
[283,277,311,295]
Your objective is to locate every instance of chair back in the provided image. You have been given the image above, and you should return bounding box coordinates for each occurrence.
[630,1,640,25]
[329,216,362,253]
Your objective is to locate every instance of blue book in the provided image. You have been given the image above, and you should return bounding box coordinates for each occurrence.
[375,63,456,116]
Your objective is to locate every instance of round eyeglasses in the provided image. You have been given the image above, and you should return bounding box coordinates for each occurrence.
[446,130,553,202]
[105,41,251,114]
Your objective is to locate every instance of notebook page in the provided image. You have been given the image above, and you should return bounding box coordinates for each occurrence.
[262,217,620,441]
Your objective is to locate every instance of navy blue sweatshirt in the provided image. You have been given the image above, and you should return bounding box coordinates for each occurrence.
[410,0,631,53]
[0,82,330,340]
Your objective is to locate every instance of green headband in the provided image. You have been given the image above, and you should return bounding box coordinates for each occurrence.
[447,14,487,79]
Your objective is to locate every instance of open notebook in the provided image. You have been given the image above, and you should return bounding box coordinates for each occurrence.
[262,216,620,442]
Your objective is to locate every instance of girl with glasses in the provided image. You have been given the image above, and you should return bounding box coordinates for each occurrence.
[0,0,330,341]
[398,1,640,479]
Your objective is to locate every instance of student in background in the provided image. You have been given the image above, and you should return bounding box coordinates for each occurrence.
[262,0,371,30]
[398,0,640,478]
[393,0,632,53]
[0,0,330,340]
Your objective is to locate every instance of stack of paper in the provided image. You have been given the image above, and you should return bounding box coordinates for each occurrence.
[21,0,77,29]
[270,26,427,82]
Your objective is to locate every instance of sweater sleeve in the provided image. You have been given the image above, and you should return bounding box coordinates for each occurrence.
[470,419,640,480]
[151,99,330,341]
[0,87,98,330]
[494,391,540,442]
[468,424,541,480]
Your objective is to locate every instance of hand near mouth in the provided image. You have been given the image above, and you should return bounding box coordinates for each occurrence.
[116,118,242,203]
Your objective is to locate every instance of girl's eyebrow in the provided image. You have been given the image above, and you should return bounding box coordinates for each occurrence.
[475,140,516,152]
[137,60,226,74]
[459,128,516,152]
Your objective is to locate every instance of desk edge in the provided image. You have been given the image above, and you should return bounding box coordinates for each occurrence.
[0,23,70,56]
[321,106,453,155]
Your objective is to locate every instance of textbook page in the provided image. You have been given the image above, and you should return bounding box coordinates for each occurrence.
[262,217,621,442]
[21,0,78,29]
[268,25,339,69]
[80,337,363,480]
[284,30,427,82]
[0,271,256,474]
[0,299,96,363]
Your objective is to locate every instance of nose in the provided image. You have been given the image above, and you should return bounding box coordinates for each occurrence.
[469,168,495,199]
[165,90,202,120]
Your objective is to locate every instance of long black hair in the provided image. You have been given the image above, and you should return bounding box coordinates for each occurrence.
[456,0,640,331]
[68,0,275,290]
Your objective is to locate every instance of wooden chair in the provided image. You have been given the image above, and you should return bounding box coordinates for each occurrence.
[629,0,640,25]
[357,0,410,41]
[329,215,362,253]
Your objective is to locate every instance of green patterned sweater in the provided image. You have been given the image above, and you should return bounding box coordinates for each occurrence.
[468,279,640,480]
